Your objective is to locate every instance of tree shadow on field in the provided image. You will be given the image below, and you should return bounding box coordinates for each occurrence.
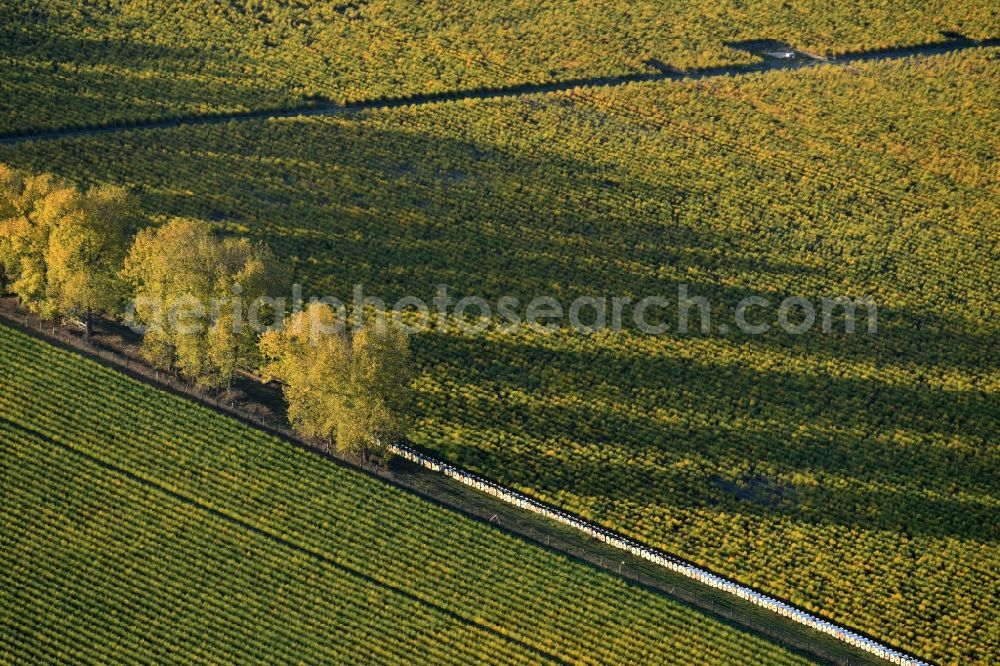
[0,27,296,135]
[1,103,996,550]
[19,110,992,373]
[414,332,999,545]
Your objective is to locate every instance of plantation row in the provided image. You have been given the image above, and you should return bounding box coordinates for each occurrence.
[2,49,996,664]
[3,0,998,133]
[0,323,812,664]
[1,430,533,665]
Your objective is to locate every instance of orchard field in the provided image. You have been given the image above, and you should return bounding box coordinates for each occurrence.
[0,323,815,665]
[1,0,998,133]
[3,0,1000,662]
[2,48,997,664]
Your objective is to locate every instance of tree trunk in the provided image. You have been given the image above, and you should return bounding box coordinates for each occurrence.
[228,350,237,394]
[0,265,8,295]
[84,307,94,338]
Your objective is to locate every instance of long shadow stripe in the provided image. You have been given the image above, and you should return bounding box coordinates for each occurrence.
[0,36,996,145]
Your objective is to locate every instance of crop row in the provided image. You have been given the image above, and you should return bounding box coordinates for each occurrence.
[0,425,529,666]
[1,49,996,663]
[0,324,810,665]
[0,354,789,664]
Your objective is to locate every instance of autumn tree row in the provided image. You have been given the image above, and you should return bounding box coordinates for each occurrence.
[0,164,411,458]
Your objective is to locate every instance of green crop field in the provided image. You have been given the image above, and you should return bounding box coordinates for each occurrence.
[1,0,997,133]
[0,323,814,664]
[2,48,997,663]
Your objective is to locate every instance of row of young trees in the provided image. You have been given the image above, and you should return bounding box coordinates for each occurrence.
[0,164,411,458]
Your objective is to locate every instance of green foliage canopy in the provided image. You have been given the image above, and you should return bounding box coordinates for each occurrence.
[3,48,997,664]
[2,0,997,133]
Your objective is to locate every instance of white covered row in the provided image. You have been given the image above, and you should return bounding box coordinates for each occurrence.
[390,443,926,666]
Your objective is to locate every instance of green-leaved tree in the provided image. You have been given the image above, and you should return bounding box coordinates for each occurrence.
[338,319,413,457]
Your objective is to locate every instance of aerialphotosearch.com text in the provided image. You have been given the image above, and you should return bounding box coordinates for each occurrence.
[127,283,878,338]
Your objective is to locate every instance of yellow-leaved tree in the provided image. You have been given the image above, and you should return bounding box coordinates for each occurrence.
[0,164,138,332]
[45,183,138,334]
[259,302,412,460]
[0,164,61,305]
[124,217,278,390]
